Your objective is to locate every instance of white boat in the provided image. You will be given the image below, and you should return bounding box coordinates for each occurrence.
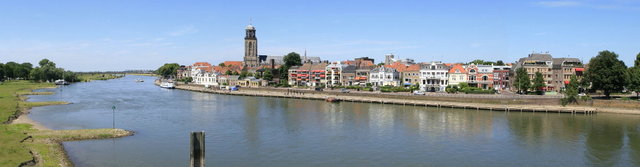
[54,79,69,85]
[160,82,175,89]
[135,78,144,82]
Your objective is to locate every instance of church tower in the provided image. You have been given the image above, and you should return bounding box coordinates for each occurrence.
[243,24,259,68]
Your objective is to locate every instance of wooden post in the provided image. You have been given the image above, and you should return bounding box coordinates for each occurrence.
[190,131,205,167]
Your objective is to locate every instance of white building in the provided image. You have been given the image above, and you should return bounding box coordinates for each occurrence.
[191,68,220,86]
[325,61,348,86]
[420,61,449,92]
[369,66,400,87]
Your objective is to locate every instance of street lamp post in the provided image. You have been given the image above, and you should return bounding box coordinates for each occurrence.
[112,105,116,129]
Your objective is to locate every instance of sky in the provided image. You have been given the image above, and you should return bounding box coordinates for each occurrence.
[0,0,639,71]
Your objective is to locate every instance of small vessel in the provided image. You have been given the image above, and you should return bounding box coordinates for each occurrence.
[325,97,340,103]
[54,79,69,85]
[160,82,175,89]
[135,78,144,82]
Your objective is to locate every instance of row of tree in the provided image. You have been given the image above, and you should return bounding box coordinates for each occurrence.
[0,59,77,82]
[514,50,640,99]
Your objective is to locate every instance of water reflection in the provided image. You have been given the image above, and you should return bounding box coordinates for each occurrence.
[24,75,640,167]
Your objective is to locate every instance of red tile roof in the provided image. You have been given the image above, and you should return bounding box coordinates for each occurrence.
[449,64,466,73]
[223,61,243,67]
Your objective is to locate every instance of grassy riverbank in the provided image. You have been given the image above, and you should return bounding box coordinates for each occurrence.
[77,73,124,82]
[0,81,132,167]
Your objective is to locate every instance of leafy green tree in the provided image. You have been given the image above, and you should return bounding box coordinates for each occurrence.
[263,69,273,81]
[496,60,505,66]
[532,72,546,95]
[628,53,640,99]
[62,70,78,82]
[583,50,628,98]
[17,63,33,79]
[468,59,495,65]
[218,63,226,67]
[283,52,302,68]
[225,70,232,75]
[562,75,579,106]
[377,63,385,66]
[278,65,288,81]
[0,63,5,81]
[4,62,19,79]
[630,68,640,99]
[514,68,531,94]
[232,71,239,75]
[155,63,180,78]
[635,52,640,67]
[239,71,248,79]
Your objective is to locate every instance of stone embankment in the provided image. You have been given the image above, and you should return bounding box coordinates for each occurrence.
[171,83,599,114]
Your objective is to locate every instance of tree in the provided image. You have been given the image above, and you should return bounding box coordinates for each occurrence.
[219,63,226,67]
[0,63,5,81]
[239,71,248,79]
[635,52,640,67]
[263,69,273,81]
[628,53,640,99]
[225,70,232,75]
[4,62,19,79]
[232,71,239,75]
[278,65,289,81]
[514,68,531,94]
[62,70,78,82]
[583,50,628,98]
[629,67,640,99]
[496,60,505,66]
[562,75,579,106]
[377,63,385,66]
[155,63,180,78]
[468,59,495,65]
[283,52,302,68]
[532,72,545,95]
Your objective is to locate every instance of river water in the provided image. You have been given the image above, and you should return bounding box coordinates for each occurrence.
[27,75,640,167]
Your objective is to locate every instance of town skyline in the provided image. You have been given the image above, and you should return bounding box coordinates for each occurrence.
[1,0,639,71]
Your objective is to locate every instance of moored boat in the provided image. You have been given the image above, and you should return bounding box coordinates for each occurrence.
[54,79,69,85]
[160,82,175,89]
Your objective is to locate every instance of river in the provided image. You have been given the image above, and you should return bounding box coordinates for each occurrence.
[27,75,640,166]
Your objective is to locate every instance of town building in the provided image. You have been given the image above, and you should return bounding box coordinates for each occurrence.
[176,65,191,80]
[492,65,512,90]
[384,62,420,86]
[369,66,400,87]
[465,64,493,90]
[514,53,583,92]
[448,64,467,87]
[384,54,415,65]
[325,62,357,86]
[288,63,328,87]
[551,58,584,91]
[343,57,376,86]
[420,61,449,92]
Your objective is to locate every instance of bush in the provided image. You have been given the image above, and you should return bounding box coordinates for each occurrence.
[380,86,412,92]
[445,85,459,93]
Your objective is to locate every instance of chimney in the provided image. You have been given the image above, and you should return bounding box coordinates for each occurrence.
[271,59,275,69]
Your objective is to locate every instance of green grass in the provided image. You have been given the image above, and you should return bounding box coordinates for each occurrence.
[0,124,35,167]
[0,80,132,166]
[0,81,56,166]
[77,73,124,82]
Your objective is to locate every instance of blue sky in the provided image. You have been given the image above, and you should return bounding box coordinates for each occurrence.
[1,0,639,71]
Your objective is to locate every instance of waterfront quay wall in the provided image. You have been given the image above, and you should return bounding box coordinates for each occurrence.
[167,83,597,114]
